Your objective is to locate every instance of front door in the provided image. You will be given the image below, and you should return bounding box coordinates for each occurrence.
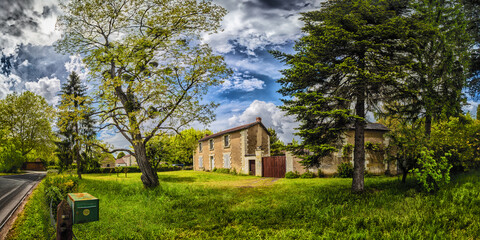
[249,160,256,175]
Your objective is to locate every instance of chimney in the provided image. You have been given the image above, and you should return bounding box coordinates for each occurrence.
[256,117,262,122]
[205,134,210,137]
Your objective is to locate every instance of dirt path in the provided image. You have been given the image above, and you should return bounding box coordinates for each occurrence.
[238,178,280,188]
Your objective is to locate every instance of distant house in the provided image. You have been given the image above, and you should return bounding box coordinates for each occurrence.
[193,117,271,176]
[286,123,396,176]
[115,155,137,167]
[100,157,116,168]
[115,158,127,167]
[194,120,396,177]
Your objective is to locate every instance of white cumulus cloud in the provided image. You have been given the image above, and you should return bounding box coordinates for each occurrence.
[64,54,89,80]
[24,76,60,105]
[0,73,21,99]
[228,100,299,143]
[220,72,265,92]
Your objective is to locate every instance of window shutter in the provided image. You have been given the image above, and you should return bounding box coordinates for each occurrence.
[199,156,203,168]
[223,153,231,168]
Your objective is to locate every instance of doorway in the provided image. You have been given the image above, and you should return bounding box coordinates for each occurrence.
[249,160,256,175]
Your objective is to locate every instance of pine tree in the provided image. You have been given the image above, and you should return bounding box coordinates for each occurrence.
[273,0,411,193]
[384,0,471,136]
[57,71,96,178]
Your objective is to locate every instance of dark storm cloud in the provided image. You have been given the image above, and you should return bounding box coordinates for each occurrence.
[255,0,311,10]
[0,0,58,44]
[11,44,69,83]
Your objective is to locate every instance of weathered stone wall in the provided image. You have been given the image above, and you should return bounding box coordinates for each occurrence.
[247,126,257,155]
[287,130,396,176]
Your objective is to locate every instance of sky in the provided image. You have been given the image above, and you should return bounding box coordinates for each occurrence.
[1,0,478,151]
[0,0,328,150]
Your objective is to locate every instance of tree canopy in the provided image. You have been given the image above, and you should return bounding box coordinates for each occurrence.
[273,0,411,192]
[56,0,230,188]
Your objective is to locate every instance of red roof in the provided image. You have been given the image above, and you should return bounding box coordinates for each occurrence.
[198,121,271,142]
[115,159,126,164]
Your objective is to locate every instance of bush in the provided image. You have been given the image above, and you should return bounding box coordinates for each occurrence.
[411,148,452,193]
[0,147,24,173]
[300,171,315,178]
[317,169,326,178]
[285,171,300,179]
[213,168,231,174]
[43,174,79,219]
[337,162,354,178]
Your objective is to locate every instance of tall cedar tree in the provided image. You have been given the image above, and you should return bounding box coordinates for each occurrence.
[56,0,229,188]
[384,0,471,136]
[273,0,411,193]
[268,128,285,156]
[57,71,96,179]
[463,0,480,98]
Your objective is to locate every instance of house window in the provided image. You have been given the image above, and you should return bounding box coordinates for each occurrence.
[209,139,214,150]
[199,156,203,168]
[224,135,230,148]
[210,156,214,170]
[199,142,202,152]
[223,153,231,169]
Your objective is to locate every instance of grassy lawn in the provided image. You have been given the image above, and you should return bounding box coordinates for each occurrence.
[0,171,26,176]
[8,170,480,239]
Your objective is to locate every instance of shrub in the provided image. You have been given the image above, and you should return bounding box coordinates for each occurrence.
[410,148,452,193]
[337,162,354,178]
[213,168,231,174]
[285,171,300,179]
[43,174,79,219]
[317,169,326,178]
[0,148,24,173]
[300,171,315,178]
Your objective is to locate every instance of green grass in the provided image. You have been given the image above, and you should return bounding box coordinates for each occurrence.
[0,171,26,176]
[8,170,480,239]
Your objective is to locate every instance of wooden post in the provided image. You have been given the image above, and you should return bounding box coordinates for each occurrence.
[56,200,73,240]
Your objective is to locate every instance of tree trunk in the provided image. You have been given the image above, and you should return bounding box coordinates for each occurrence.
[352,94,366,193]
[75,145,82,180]
[425,113,432,137]
[133,139,159,188]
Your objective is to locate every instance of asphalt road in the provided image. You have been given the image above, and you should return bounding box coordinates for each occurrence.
[0,172,46,230]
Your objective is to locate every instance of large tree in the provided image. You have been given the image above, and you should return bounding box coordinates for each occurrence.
[57,71,96,178]
[56,0,229,188]
[385,0,472,136]
[273,0,411,192]
[0,91,55,157]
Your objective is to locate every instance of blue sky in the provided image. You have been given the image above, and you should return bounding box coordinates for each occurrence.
[1,0,478,151]
[0,0,328,150]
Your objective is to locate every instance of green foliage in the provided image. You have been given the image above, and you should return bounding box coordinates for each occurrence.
[0,145,24,173]
[10,171,480,239]
[117,152,126,159]
[212,168,231,174]
[6,182,55,240]
[411,148,452,193]
[342,144,354,159]
[285,171,300,179]
[268,128,285,156]
[430,115,480,171]
[147,129,212,169]
[337,162,354,178]
[273,0,411,192]
[384,0,472,135]
[365,142,382,152]
[300,171,315,179]
[0,91,55,159]
[56,0,230,188]
[43,174,79,219]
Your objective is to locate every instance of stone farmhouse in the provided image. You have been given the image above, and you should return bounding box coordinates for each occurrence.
[193,117,271,176]
[193,119,396,177]
[115,155,137,167]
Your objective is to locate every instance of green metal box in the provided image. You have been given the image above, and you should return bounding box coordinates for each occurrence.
[67,193,99,224]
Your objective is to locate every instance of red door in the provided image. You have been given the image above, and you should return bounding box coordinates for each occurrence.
[262,156,286,178]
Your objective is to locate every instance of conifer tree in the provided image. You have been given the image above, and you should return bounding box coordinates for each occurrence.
[57,71,96,179]
[273,0,411,192]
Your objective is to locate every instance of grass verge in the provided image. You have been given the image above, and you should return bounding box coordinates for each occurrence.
[7,170,480,239]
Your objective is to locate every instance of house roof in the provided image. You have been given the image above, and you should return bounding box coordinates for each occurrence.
[198,120,271,142]
[348,123,390,131]
[115,159,126,164]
